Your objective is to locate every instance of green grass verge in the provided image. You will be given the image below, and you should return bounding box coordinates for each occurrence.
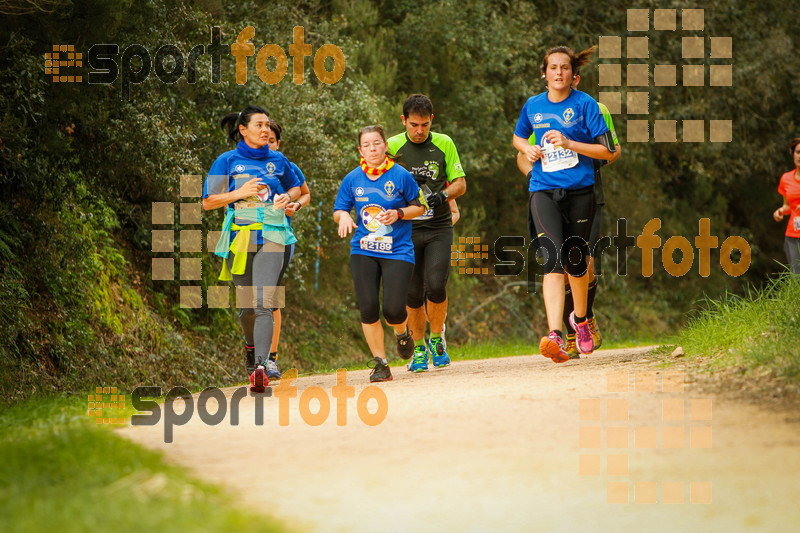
[0,395,289,533]
[674,273,800,381]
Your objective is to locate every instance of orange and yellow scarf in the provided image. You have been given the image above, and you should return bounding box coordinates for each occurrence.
[360,156,394,177]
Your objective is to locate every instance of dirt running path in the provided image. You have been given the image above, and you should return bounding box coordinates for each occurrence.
[120,347,800,532]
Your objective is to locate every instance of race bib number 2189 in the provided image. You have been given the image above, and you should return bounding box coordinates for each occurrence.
[360,235,393,253]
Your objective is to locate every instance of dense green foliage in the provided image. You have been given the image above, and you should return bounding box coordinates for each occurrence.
[1,0,798,401]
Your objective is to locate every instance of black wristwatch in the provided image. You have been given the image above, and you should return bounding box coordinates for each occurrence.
[442,189,449,200]
[396,208,405,219]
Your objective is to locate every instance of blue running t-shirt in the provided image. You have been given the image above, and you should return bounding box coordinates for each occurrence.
[514,89,609,192]
[203,141,301,245]
[275,161,306,226]
[333,164,420,264]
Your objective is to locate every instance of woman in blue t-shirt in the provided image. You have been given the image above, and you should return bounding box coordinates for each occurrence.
[202,105,302,392]
[262,119,312,382]
[333,125,426,382]
[512,46,614,363]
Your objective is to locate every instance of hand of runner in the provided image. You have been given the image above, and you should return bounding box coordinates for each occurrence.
[522,144,543,163]
[426,191,446,209]
[285,201,300,216]
[237,177,262,200]
[273,193,290,210]
[774,208,786,222]
[375,209,399,225]
[338,212,357,238]
[544,131,572,150]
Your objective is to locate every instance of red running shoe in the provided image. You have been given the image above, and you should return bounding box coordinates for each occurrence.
[250,364,269,393]
[539,331,570,363]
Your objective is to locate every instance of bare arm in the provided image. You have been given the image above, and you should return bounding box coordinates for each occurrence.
[449,199,460,225]
[375,204,426,225]
[518,138,621,176]
[608,143,622,164]
[334,209,357,238]
[513,134,542,163]
[285,182,311,216]
[774,195,791,221]
[203,179,300,211]
[401,205,426,219]
[282,182,309,216]
[516,151,533,176]
[544,130,614,161]
[273,186,301,210]
[445,177,466,201]
[202,177,261,211]
[298,182,311,207]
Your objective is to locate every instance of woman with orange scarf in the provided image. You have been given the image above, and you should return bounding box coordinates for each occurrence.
[333,125,426,382]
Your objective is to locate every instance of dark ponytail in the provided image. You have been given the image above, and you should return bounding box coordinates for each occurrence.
[220,105,270,143]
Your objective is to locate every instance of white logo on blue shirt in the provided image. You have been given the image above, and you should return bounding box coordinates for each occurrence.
[235,164,245,173]
[534,113,543,123]
[355,186,365,196]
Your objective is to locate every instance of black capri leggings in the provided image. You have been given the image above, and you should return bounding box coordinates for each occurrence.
[350,254,414,324]
[232,241,293,365]
[529,186,595,276]
[407,226,453,308]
